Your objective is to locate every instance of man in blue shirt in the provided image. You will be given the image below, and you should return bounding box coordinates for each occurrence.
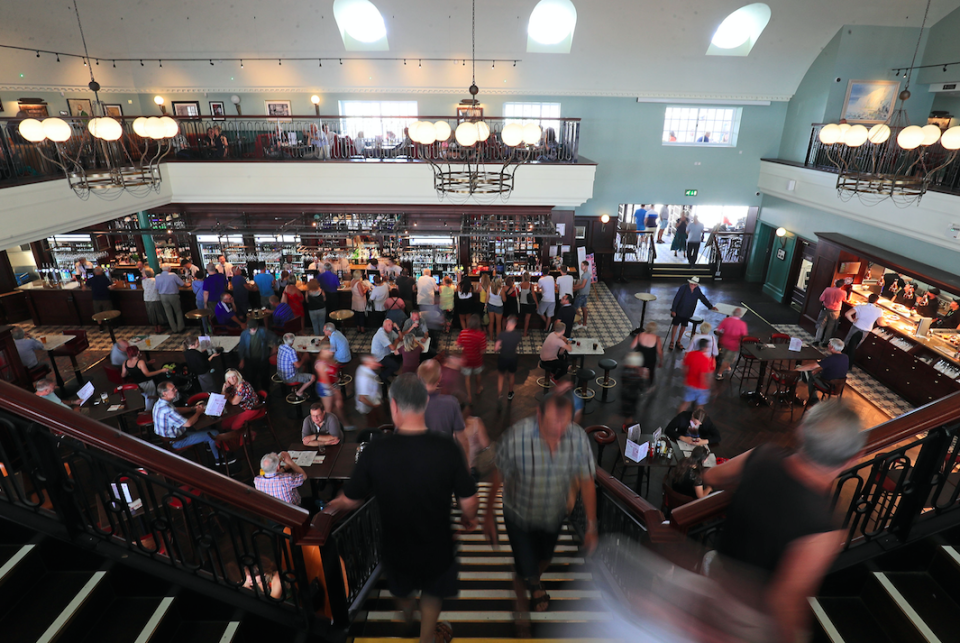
[668,277,717,350]
[324,322,352,366]
[238,318,277,390]
[215,293,246,329]
[153,381,220,461]
[86,266,114,332]
[796,338,850,406]
[253,268,275,309]
[155,266,185,333]
[203,263,228,316]
[319,264,341,299]
[269,295,294,330]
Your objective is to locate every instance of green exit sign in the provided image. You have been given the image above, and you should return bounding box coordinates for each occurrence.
[685,189,698,197]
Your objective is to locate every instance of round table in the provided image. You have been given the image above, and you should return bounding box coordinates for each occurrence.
[633,292,657,333]
[185,308,212,320]
[92,310,122,343]
[329,309,354,331]
[247,309,272,320]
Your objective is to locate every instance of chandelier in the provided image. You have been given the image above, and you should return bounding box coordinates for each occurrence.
[408,0,541,202]
[816,0,960,207]
[16,0,179,200]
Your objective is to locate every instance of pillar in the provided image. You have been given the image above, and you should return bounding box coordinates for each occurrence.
[137,212,160,272]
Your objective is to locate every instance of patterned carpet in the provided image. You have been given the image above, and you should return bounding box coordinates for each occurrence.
[773,324,914,417]
[16,283,638,378]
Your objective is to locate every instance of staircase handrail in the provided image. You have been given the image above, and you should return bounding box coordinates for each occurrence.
[0,380,320,541]
[670,391,960,531]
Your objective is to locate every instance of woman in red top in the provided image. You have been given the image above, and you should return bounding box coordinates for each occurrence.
[281,277,305,319]
[314,346,345,426]
[456,314,488,403]
[221,369,262,432]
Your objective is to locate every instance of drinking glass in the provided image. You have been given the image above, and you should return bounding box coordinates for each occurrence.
[100,393,109,405]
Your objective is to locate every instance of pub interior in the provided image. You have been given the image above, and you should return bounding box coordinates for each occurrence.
[3,0,960,641]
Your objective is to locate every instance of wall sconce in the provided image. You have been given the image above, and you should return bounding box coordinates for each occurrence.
[775,226,788,248]
[231,94,242,115]
[600,213,610,232]
[311,95,321,116]
[153,95,166,115]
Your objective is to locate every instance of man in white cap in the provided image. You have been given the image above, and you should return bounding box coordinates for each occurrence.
[668,276,717,351]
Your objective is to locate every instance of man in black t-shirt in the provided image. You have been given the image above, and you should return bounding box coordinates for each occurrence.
[328,374,478,643]
[495,316,522,401]
[396,269,416,313]
[556,294,576,338]
[86,267,115,332]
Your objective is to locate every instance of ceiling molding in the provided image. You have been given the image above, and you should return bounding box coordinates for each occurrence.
[2,82,793,102]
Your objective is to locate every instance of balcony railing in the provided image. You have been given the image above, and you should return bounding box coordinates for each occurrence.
[0,114,581,189]
[803,123,960,195]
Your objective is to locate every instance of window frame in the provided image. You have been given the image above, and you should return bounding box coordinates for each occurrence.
[661,106,742,147]
[503,101,562,135]
[337,100,418,141]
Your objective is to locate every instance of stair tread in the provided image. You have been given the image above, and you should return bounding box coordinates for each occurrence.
[883,572,960,642]
[79,597,167,643]
[164,621,236,643]
[0,571,98,642]
[363,609,612,622]
[812,597,896,643]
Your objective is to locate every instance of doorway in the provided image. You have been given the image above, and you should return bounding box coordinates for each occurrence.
[789,238,816,311]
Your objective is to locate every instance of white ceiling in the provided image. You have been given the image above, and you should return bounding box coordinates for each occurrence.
[2,0,959,100]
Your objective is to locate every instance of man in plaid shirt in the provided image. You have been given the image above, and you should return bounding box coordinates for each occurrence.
[152,381,220,460]
[277,333,315,399]
[484,394,597,615]
[254,452,305,505]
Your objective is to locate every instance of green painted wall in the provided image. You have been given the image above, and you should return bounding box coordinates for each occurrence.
[745,222,775,282]
[918,5,960,86]
[0,90,143,118]
[760,227,798,303]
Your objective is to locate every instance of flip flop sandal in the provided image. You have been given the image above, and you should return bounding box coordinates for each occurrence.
[435,621,454,643]
[530,586,551,612]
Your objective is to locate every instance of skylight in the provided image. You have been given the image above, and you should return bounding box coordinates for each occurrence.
[333,0,389,51]
[706,3,770,57]
[527,0,577,54]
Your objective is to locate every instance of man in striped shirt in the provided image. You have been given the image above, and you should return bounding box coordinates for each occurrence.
[484,395,597,615]
[277,333,315,399]
[254,452,306,505]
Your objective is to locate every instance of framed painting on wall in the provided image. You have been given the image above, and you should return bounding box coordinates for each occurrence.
[17,101,49,118]
[103,104,123,118]
[67,98,93,117]
[172,101,202,118]
[265,100,292,121]
[840,80,900,123]
[209,101,225,121]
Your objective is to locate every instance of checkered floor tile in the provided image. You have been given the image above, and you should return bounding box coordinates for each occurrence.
[773,324,914,417]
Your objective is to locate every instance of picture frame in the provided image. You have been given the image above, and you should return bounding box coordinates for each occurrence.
[776,248,786,261]
[15,99,48,119]
[103,104,123,118]
[840,80,900,123]
[67,98,93,117]
[172,101,202,118]
[264,100,292,121]
[209,101,225,121]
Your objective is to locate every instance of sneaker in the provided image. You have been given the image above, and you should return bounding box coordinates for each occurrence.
[573,323,586,331]
[508,390,515,401]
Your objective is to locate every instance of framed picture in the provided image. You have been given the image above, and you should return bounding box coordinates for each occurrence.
[776,248,786,261]
[103,104,123,118]
[172,101,202,118]
[15,99,48,118]
[840,80,900,123]
[457,105,483,122]
[67,98,93,117]
[265,100,292,120]
[209,101,225,121]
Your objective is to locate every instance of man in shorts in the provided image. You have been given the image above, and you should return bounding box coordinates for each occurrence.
[276,333,315,400]
[656,205,669,244]
[329,375,478,643]
[715,307,747,380]
[537,272,557,330]
[495,316,522,402]
[572,260,592,329]
[679,338,715,413]
[668,277,716,350]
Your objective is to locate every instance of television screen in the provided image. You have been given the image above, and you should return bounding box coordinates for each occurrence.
[434,275,441,285]
[126,273,137,283]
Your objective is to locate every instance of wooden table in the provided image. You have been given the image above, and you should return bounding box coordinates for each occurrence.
[205,336,241,352]
[616,432,678,498]
[36,333,75,391]
[92,310,122,343]
[192,401,244,432]
[567,337,604,370]
[129,334,171,355]
[292,336,326,353]
[185,308,212,320]
[81,390,145,432]
[287,441,360,497]
[329,309,354,329]
[247,309,272,321]
[740,343,825,406]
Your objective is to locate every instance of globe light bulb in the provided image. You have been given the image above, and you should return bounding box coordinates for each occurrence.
[455,122,479,147]
[132,117,149,137]
[819,123,842,145]
[417,121,437,145]
[159,116,179,138]
[940,126,960,150]
[310,95,321,105]
[522,123,542,145]
[867,124,891,144]
[42,117,72,142]
[843,124,869,147]
[433,121,452,141]
[153,95,165,105]
[920,124,942,146]
[18,118,47,142]
[897,125,924,150]
[776,227,787,237]
[600,214,610,224]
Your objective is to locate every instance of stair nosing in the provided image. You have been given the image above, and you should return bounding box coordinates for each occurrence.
[36,571,108,643]
[133,596,176,643]
[873,572,942,643]
[0,544,35,583]
[808,598,845,643]
[218,621,241,643]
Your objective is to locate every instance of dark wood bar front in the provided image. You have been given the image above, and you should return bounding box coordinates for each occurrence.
[20,283,200,328]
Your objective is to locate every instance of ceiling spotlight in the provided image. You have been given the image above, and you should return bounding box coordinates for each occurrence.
[419,59,422,68]
[945,65,949,72]
[95,59,99,65]
[513,60,517,67]
[159,60,162,67]
[463,59,466,66]
[36,50,40,57]
[241,60,244,68]
[83,59,87,66]
[318,59,322,67]
[210,59,214,65]
[339,58,342,65]
[404,59,407,65]
[279,59,282,65]
[140,59,144,66]
[492,61,495,68]
[112,60,116,67]
[56,54,60,62]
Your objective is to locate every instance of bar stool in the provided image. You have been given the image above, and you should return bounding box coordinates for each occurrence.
[283,382,307,418]
[51,329,89,387]
[537,360,556,390]
[595,358,618,403]
[185,307,213,334]
[735,336,762,395]
[269,353,283,385]
[767,369,801,421]
[92,310,121,343]
[687,317,704,343]
[632,293,657,334]
[574,367,596,401]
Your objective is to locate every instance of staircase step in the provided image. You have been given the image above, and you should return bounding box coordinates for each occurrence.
[0,571,105,642]
[363,609,611,623]
[809,597,895,643]
[78,597,170,643]
[458,545,580,554]
[161,621,240,643]
[353,638,619,643]
[38,570,108,643]
[459,556,584,566]
[455,534,575,542]
[929,546,960,608]
[458,572,593,581]
[352,621,616,639]
[134,596,177,643]
[880,571,960,643]
[374,589,601,600]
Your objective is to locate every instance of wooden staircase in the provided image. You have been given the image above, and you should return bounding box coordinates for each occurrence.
[650,263,715,281]
[349,482,618,642]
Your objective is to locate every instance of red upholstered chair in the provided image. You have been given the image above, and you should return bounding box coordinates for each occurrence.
[771,333,790,344]
[51,329,90,386]
[114,383,141,394]
[661,480,696,519]
[187,392,210,406]
[104,364,125,386]
[26,363,51,384]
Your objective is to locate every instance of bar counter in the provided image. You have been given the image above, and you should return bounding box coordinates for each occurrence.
[19,281,199,328]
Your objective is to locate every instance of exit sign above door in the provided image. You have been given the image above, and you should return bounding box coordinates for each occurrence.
[685,189,698,197]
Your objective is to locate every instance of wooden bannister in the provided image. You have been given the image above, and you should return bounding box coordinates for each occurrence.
[0,380,318,541]
[671,391,960,531]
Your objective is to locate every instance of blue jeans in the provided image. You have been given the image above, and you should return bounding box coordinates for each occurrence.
[308,308,326,335]
[173,430,220,460]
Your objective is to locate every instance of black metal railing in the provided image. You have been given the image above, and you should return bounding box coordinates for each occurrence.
[803,123,960,195]
[0,401,321,630]
[319,497,382,626]
[0,114,581,188]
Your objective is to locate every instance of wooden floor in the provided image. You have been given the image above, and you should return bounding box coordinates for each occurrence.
[65,278,892,509]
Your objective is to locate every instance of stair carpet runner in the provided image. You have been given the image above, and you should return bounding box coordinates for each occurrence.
[351,482,616,642]
[810,544,960,643]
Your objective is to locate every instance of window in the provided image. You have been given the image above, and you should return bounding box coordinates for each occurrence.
[503,102,561,137]
[333,0,389,51]
[338,100,417,141]
[527,0,577,53]
[662,107,742,146]
[706,3,771,57]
